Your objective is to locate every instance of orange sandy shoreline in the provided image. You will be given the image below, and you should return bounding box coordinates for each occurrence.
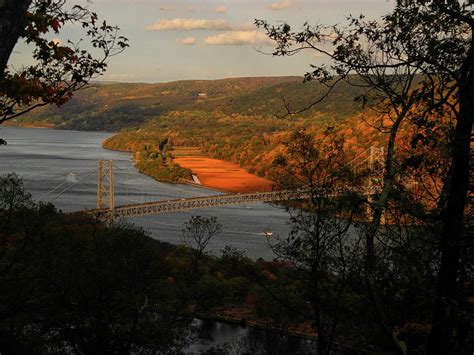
[174,156,272,194]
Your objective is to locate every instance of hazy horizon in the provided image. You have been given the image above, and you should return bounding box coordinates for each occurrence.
[94,74,306,84]
[9,0,395,83]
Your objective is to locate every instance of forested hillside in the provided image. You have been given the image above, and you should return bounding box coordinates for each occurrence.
[12,76,365,131]
[12,76,382,182]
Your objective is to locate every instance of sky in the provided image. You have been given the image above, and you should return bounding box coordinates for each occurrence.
[10,0,396,83]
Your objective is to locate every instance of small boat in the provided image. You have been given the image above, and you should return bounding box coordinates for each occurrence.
[66,172,78,183]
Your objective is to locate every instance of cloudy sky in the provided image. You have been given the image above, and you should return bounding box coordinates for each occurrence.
[11,0,395,83]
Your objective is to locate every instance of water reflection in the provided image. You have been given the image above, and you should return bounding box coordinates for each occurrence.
[188,319,317,354]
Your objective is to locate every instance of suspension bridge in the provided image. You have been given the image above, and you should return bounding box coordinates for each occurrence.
[38,147,384,220]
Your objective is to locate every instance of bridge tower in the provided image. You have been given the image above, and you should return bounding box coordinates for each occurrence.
[367,146,385,194]
[97,160,115,217]
[366,146,385,222]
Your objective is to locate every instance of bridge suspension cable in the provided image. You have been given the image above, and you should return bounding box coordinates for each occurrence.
[48,170,97,203]
[89,145,385,220]
[39,169,97,203]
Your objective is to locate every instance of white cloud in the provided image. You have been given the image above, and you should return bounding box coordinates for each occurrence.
[214,5,227,13]
[204,31,273,46]
[147,18,231,31]
[234,22,256,31]
[180,36,197,45]
[269,0,297,10]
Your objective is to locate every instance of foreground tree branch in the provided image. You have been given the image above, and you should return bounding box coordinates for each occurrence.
[0,0,128,127]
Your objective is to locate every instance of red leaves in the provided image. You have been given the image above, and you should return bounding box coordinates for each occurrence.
[50,18,61,32]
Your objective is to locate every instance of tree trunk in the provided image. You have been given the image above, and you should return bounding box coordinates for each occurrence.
[365,115,406,355]
[0,0,32,78]
[427,28,473,355]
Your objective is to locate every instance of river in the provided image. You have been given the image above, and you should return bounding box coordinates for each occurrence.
[0,127,290,258]
[0,126,323,352]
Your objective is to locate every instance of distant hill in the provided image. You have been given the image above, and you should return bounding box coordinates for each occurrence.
[12,76,365,131]
[10,76,383,183]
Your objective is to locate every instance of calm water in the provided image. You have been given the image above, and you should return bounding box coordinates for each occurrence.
[0,126,290,260]
[188,319,316,354]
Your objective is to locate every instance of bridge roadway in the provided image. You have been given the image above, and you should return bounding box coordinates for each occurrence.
[87,188,312,218]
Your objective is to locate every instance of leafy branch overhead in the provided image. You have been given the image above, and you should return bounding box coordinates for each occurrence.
[255,0,471,121]
[0,0,129,124]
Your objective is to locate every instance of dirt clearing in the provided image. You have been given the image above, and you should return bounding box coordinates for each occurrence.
[174,156,272,193]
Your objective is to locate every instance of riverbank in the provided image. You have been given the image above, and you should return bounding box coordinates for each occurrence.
[3,120,55,129]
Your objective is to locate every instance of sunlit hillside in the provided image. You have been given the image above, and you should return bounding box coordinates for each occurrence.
[13,76,365,131]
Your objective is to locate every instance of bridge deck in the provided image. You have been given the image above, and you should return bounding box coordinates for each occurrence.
[86,189,311,218]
